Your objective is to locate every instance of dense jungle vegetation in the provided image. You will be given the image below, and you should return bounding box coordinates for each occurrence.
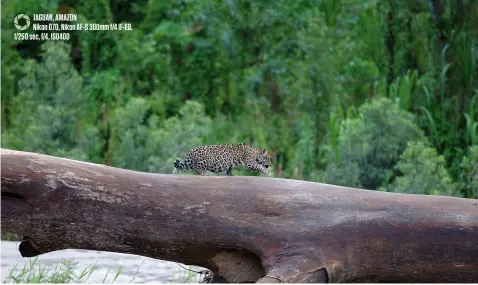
[2,0,477,198]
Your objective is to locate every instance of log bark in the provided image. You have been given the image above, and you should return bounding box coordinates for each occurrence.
[1,148,478,283]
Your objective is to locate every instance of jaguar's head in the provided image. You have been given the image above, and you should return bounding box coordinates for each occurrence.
[255,148,272,169]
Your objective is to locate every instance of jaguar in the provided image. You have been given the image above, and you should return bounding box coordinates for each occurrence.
[173,143,272,176]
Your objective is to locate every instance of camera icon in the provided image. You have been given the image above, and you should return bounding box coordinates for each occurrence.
[14,14,31,30]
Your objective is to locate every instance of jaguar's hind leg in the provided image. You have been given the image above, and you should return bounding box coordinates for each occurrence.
[195,170,209,176]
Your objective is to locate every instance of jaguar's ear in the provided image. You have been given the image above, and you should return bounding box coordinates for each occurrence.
[261,148,267,155]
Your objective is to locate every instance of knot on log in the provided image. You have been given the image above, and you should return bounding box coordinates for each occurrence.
[209,249,265,282]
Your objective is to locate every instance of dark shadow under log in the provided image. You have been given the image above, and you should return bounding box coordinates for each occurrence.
[1,149,478,283]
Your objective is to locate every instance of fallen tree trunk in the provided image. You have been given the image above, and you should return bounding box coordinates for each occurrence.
[1,149,478,283]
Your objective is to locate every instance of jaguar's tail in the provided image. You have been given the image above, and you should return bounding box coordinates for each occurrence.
[173,159,189,171]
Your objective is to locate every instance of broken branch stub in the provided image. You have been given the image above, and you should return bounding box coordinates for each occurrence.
[1,148,478,283]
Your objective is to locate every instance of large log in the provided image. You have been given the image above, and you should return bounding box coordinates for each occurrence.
[1,148,478,283]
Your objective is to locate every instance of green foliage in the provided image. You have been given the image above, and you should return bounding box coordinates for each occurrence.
[464,94,478,147]
[2,42,102,161]
[146,100,212,173]
[388,70,418,111]
[4,255,199,284]
[382,141,456,196]
[459,146,478,198]
[291,114,316,180]
[4,257,124,283]
[109,97,152,170]
[321,98,425,189]
[316,160,362,189]
[2,0,478,197]
[1,232,22,241]
[170,265,202,283]
[109,99,211,172]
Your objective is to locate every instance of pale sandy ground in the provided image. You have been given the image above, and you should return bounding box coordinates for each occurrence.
[1,241,204,283]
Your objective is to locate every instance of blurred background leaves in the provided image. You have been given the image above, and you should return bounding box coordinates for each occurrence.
[2,0,478,198]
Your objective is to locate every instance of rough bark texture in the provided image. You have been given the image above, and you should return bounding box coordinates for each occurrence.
[2,148,478,283]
